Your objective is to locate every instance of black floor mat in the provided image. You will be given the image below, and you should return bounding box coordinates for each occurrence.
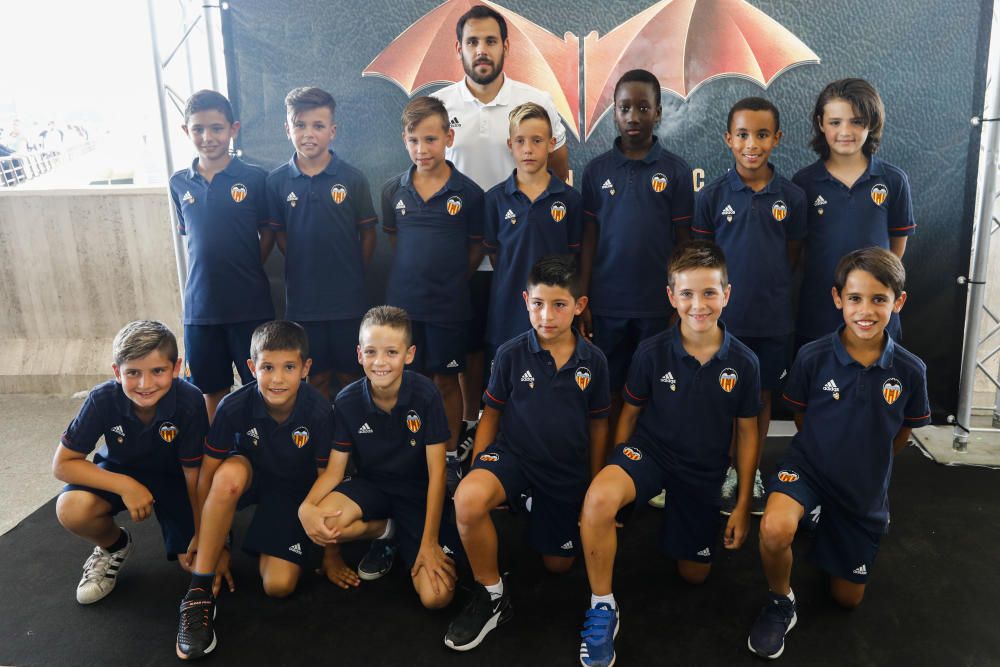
[2,438,998,666]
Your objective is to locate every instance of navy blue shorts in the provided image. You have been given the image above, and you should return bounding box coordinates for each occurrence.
[335,477,464,567]
[299,318,362,375]
[592,315,670,391]
[467,270,492,353]
[608,444,722,563]
[768,464,881,584]
[737,334,789,392]
[472,443,583,557]
[410,320,468,375]
[185,319,266,394]
[62,461,194,560]
[236,475,315,567]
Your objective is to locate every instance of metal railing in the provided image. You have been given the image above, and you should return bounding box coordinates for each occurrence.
[0,142,96,188]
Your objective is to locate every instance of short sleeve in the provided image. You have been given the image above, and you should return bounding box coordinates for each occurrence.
[483,345,513,409]
[671,160,695,226]
[736,356,763,418]
[381,177,399,235]
[691,188,715,237]
[312,404,336,466]
[785,185,808,241]
[466,184,485,244]
[588,348,612,419]
[331,403,355,453]
[902,365,931,428]
[60,391,104,455]
[541,93,567,150]
[253,171,272,230]
[423,392,451,446]
[169,181,187,235]
[566,189,583,252]
[483,192,500,251]
[887,170,916,237]
[265,173,286,230]
[581,164,599,223]
[176,399,209,468]
[353,173,378,229]
[622,345,653,406]
[782,354,811,412]
[205,408,237,459]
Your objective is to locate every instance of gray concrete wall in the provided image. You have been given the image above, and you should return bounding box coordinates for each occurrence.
[0,187,181,393]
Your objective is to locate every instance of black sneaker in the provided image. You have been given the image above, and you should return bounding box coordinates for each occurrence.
[176,588,217,660]
[750,469,767,516]
[444,581,512,651]
[747,592,797,659]
[447,454,463,497]
[456,421,477,463]
[357,538,398,581]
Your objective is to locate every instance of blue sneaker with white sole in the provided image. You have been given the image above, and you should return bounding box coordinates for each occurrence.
[579,602,619,667]
[747,592,797,659]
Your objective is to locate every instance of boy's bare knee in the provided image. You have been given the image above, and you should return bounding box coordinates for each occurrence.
[263,574,298,599]
[581,486,622,526]
[211,466,247,501]
[419,588,453,610]
[454,482,491,525]
[677,561,710,585]
[56,492,99,528]
[759,513,797,553]
[542,555,574,574]
[831,581,865,609]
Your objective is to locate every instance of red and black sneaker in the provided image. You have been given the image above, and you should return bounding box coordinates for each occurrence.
[176,587,217,660]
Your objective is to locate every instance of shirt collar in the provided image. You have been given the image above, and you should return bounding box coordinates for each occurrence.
[814,156,884,183]
[831,325,895,369]
[251,380,310,423]
[362,371,415,415]
[725,164,779,194]
[612,137,664,166]
[502,169,566,197]
[400,161,462,193]
[668,322,732,362]
[287,150,339,178]
[458,74,511,107]
[114,378,178,423]
[527,329,593,362]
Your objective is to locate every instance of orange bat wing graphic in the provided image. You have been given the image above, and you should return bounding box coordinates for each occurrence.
[363,0,580,138]
[582,0,820,139]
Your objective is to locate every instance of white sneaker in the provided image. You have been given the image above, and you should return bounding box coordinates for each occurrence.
[76,529,134,604]
[648,490,666,509]
[720,466,738,516]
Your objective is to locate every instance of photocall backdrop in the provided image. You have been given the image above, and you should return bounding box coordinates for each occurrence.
[221,0,993,421]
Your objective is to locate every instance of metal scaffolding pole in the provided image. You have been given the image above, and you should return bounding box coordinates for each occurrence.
[953,68,1000,451]
[202,1,222,91]
[146,0,189,296]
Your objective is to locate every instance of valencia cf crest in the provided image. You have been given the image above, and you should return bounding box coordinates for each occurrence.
[406,410,422,433]
[159,422,178,443]
[446,196,463,216]
[651,173,668,192]
[331,184,347,204]
[771,200,787,222]
[550,201,567,222]
[719,368,738,393]
[479,452,499,462]
[230,183,247,203]
[292,427,310,448]
[622,446,642,461]
[575,367,591,391]
[871,183,888,206]
[882,378,902,405]
[777,470,799,483]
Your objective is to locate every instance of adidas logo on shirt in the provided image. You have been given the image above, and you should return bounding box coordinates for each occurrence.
[561,541,574,550]
[449,116,462,128]
[721,204,736,216]
[286,192,298,203]
[697,547,711,557]
[823,379,839,393]
[246,427,259,440]
[446,360,459,368]
[660,372,675,384]
[442,545,454,555]
[111,425,125,437]
[779,369,788,380]
[505,209,517,223]
[814,195,828,207]
[521,371,535,383]
[288,543,303,556]
[358,423,374,434]
[853,564,867,575]
[395,200,406,210]
[601,179,614,190]
[181,191,194,204]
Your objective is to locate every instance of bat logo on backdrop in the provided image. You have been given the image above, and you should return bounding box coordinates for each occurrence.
[363,0,820,140]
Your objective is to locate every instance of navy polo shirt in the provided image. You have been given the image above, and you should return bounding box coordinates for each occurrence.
[582,139,694,318]
[61,379,208,473]
[483,171,583,346]
[266,151,377,321]
[380,163,484,322]
[793,157,916,339]
[623,324,761,495]
[782,327,930,530]
[206,380,334,488]
[484,330,610,501]
[691,166,807,337]
[331,371,450,499]
[169,157,275,325]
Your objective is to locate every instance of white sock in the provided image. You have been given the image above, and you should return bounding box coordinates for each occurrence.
[484,579,504,599]
[377,518,395,541]
[591,593,616,610]
[446,450,458,461]
[776,588,795,603]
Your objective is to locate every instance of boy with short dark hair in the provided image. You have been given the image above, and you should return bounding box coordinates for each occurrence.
[298,305,461,608]
[747,247,930,660]
[170,89,275,420]
[445,255,610,652]
[577,241,760,667]
[381,96,484,485]
[692,96,807,515]
[175,320,333,661]
[483,103,582,354]
[266,86,377,400]
[54,320,208,604]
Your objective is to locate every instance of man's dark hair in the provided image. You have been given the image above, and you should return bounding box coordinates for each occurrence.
[614,69,662,108]
[250,320,309,362]
[526,254,582,299]
[184,90,234,125]
[810,78,884,159]
[834,247,905,298]
[727,96,780,132]
[667,240,729,289]
[284,86,336,122]
[456,5,508,42]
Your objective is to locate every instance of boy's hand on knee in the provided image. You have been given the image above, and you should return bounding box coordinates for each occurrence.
[122,481,154,522]
[212,547,235,597]
[299,503,342,545]
[723,507,750,550]
[411,543,457,595]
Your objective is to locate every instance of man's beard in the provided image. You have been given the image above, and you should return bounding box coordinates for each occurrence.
[463,53,505,86]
